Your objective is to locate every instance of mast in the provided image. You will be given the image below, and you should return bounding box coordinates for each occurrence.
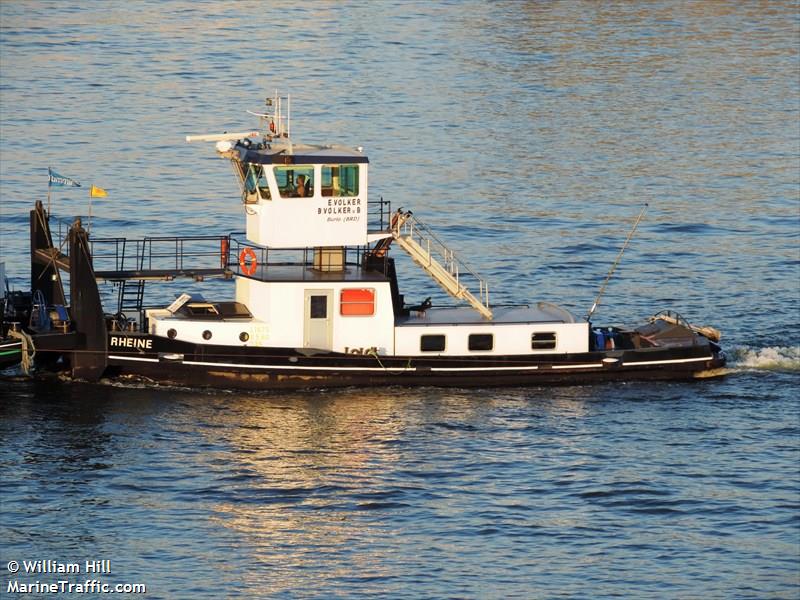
[586,203,648,322]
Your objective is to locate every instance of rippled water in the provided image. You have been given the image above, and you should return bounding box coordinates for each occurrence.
[1,2,798,598]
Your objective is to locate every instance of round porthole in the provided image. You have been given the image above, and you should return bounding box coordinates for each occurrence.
[202,330,212,340]
[239,332,249,342]
[167,328,177,339]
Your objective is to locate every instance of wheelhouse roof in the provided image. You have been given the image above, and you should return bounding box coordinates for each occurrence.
[236,141,369,165]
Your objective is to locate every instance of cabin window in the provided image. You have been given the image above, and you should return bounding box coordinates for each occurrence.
[310,295,328,319]
[321,164,359,197]
[531,332,557,350]
[468,333,493,351]
[420,334,446,352]
[275,166,314,198]
[340,288,375,316]
[244,163,270,201]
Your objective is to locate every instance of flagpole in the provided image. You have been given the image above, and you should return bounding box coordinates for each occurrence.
[87,185,107,234]
[47,167,52,215]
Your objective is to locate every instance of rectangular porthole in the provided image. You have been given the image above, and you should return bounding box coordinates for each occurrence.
[340,288,375,316]
[420,334,446,352]
[531,332,557,350]
[468,333,493,351]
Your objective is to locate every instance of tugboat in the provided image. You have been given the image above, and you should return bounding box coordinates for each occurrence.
[16,93,725,389]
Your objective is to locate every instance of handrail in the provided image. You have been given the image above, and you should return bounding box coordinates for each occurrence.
[90,235,230,276]
[367,197,392,231]
[392,211,490,308]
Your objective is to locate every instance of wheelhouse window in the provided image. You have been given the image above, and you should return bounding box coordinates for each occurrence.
[420,334,446,352]
[340,288,375,316]
[468,334,493,351]
[249,164,271,200]
[531,332,557,350]
[321,164,359,197]
[237,162,270,203]
[275,166,314,198]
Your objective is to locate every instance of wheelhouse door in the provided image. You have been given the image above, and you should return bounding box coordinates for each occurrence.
[304,289,333,350]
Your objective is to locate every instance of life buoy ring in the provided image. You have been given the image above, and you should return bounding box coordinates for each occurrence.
[220,238,230,268]
[269,120,276,134]
[239,248,258,276]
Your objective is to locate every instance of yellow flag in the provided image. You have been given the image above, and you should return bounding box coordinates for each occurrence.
[90,185,108,198]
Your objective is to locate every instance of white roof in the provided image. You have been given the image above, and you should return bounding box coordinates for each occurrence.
[396,303,578,326]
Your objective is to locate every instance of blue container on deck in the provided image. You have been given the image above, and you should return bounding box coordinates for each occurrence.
[593,329,605,351]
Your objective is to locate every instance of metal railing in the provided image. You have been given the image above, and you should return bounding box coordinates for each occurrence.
[392,212,490,309]
[226,237,384,279]
[368,197,392,231]
[89,235,230,276]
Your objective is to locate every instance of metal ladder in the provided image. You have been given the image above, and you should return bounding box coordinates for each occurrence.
[115,238,147,316]
[117,279,145,315]
[391,211,492,320]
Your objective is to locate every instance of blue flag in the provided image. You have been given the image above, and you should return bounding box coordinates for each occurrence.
[48,167,81,188]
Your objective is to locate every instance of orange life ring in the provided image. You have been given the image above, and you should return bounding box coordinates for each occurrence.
[239,247,258,276]
[269,120,276,134]
[220,238,230,268]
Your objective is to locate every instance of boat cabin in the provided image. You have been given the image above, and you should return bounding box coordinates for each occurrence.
[144,94,592,359]
[222,140,373,249]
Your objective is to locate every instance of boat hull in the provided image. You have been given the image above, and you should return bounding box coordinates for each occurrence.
[0,338,23,370]
[96,335,727,390]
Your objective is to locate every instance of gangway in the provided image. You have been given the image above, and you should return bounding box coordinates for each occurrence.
[389,210,493,320]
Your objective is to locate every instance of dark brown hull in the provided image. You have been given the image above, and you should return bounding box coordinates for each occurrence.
[91,334,727,390]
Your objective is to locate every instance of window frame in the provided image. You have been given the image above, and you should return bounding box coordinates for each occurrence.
[274,165,315,199]
[340,288,376,317]
[321,163,359,197]
[238,162,271,203]
[420,334,446,352]
[309,295,328,319]
[531,332,557,351]
[468,333,494,351]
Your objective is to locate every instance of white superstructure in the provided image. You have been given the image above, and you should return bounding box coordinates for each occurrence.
[146,93,589,358]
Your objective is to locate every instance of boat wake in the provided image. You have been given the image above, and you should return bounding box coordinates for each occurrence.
[729,346,800,372]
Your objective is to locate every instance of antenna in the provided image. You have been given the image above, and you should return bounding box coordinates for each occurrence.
[184,90,292,145]
[586,203,648,322]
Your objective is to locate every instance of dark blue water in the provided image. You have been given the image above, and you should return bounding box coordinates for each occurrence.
[1,2,799,598]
